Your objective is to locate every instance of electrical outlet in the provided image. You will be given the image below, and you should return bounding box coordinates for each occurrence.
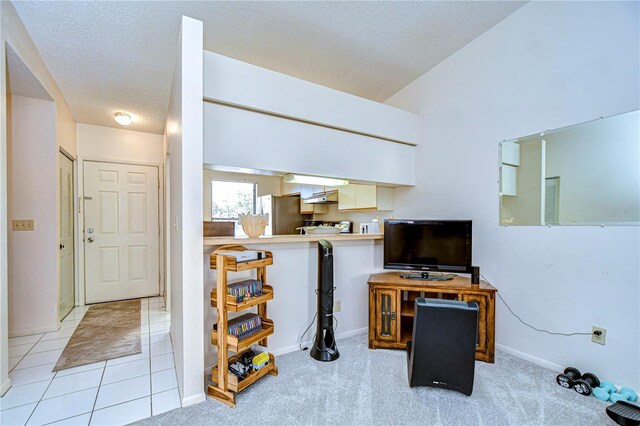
[12,219,34,231]
[592,326,606,345]
[334,299,342,313]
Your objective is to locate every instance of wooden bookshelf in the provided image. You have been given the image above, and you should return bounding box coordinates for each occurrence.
[207,245,278,407]
[211,318,274,353]
[209,245,273,271]
[211,349,278,393]
[211,285,274,312]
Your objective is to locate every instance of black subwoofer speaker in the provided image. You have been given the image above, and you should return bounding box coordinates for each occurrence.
[407,298,479,395]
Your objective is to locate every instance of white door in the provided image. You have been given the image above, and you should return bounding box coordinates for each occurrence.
[84,161,160,303]
[59,153,75,320]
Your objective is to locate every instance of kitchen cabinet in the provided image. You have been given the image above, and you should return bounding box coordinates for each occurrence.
[501,141,520,166]
[299,185,328,214]
[300,185,313,199]
[300,198,328,214]
[500,165,517,196]
[356,185,377,209]
[282,182,329,214]
[282,182,336,197]
[281,182,301,196]
[338,184,357,210]
[338,184,394,211]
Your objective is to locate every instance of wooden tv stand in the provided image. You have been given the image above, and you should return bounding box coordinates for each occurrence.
[368,272,497,363]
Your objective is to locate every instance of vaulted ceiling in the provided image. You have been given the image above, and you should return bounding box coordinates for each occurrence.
[13,1,526,134]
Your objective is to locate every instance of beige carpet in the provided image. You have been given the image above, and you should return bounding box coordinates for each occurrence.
[53,299,142,372]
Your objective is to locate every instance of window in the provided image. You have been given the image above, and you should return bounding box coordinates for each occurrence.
[211,180,257,220]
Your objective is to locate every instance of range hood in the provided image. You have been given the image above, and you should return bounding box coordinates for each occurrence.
[303,190,338,204]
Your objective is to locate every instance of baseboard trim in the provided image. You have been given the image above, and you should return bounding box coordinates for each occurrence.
[1,378,12,396]
[496,343,563,372]
[9,324,59,339]
[336,327,368,341]
[182,391,206,407]
[272,327,368,357]
[203,328,369,375]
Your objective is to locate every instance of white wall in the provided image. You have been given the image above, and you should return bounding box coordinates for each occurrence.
[77,124,164,164]
[76,123,165,304]
[202,49,418,186]
[1,3,76,158]
[386,1,640,388]
[166,16,204,407]
[1,1,77,395]
[203,102,415,186]
[203,51,419,144]
[0,0,9,396]
[7,95,58,337]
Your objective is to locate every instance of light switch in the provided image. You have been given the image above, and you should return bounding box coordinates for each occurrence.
[12,219,35,231]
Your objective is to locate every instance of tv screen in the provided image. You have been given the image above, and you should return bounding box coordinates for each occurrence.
[384,219,472,272]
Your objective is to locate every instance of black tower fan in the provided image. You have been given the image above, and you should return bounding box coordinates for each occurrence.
[310,240,339,362]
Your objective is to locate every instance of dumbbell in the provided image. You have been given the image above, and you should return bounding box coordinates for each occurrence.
[556,367,582,389]
[573,372,600,396]
[610,387,638,403]
[593,381,617,401]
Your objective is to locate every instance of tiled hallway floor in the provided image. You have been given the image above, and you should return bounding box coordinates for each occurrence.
[1,297,180,425]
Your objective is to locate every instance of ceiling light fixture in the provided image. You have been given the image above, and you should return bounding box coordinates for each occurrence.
[114,112,133,126]
[283,173,349,186]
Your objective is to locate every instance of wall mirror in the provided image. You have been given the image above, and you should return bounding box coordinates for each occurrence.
[499,110,639,226]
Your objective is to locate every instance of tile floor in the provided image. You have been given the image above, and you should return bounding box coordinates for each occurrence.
[1,297,180,426]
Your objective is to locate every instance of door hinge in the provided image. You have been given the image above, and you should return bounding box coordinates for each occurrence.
[158,273,161,283]
[158,180,160,189]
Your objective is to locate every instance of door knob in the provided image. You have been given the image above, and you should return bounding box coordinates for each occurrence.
[59,244,65,249]
[87,237,95,243]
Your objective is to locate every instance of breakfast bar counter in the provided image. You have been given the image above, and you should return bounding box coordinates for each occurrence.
[202,232,383,372]
[203,233,383,246]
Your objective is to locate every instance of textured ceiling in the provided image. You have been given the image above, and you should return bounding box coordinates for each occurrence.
[6,44,52,101]
[12,1,526,134]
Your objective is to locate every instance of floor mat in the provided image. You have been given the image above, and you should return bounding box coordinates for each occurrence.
[53,299,141,371]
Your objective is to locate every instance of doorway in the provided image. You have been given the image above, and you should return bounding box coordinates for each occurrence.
[58,152,75,320]
[83,161,160,303]
[544,176,560,225]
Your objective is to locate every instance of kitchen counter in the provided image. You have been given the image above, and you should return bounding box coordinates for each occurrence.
[203,233,383,246]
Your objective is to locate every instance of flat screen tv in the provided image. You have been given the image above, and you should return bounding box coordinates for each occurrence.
[384,219,472,273]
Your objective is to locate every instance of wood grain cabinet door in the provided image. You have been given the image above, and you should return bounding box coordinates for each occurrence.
[375,289,400,342]
[461,294,488,353]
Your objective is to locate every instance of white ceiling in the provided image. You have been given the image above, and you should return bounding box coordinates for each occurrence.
[12,1,526,134]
